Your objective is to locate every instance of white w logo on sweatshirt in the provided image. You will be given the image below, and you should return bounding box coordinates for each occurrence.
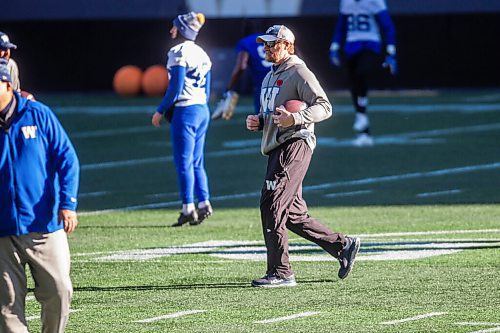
[21,126,38,139]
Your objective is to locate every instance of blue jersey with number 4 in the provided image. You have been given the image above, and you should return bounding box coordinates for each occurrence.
[332,0,396,56]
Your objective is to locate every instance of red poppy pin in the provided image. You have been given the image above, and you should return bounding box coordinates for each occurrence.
[276,79,283,87]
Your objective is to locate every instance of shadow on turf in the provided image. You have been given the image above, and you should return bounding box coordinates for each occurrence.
[49,279,338,293]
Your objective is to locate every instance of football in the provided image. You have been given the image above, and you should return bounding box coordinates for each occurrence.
[284,99,308,113]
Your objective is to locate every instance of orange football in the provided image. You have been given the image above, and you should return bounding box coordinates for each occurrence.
[284,99,308,113]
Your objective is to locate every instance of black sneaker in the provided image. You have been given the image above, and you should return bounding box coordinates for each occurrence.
[171,211,198,227]
[251,273,297,288]
[191,205,213,225]
[338,236,361,279]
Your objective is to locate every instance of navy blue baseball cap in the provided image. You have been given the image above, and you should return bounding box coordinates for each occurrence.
[0,59,12,83]
[0,32,17,50]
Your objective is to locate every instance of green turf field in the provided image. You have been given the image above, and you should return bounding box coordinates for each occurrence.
[25,90,500,332]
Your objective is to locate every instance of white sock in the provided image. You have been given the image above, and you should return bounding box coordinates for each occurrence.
[198,200,210,209]
[182,203,195,215]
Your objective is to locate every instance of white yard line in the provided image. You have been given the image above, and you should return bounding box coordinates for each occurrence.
[236,103,500,114]
[54,106,150,114]
[80,122,500,170]
[416,189,462,198]
[357,229,500,238]
[304,162,500,192]
[79,191,110,198]
[455,323,500,333]
[79,161,500,214]
[456,323,500,326]
[381,312,447,325]
[73,230,500,262]
[254,311,321,324]
[81,148,258,171]
[133,310,206,323]
[54,102,500,116]
[318,123,500,147]
[467,328,500,333]
[325,190,373,198]
[71,126,152,139]
[227,123,500,148]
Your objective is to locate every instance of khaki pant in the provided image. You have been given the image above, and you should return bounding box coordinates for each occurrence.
[260,139,347,278]
[0,229,72,333]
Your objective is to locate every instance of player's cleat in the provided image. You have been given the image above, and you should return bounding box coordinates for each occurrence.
[353,113,370,132]
[251,273,297,288]
[191,205,213,225]
[352,133,374,147]
[171,211,198,227]
[338,236,361,279]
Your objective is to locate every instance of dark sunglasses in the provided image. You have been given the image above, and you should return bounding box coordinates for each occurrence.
[264,40,280,48]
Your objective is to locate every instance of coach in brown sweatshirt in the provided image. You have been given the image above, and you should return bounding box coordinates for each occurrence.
[246,25,361,288]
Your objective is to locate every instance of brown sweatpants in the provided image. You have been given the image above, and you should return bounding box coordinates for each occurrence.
[260,138,346,278]
[0,229,73,333]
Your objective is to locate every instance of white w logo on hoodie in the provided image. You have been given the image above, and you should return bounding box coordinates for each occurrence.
[21,126,38,139]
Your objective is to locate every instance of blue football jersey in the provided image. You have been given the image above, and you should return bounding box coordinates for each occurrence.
[332,0,396,56]
[235,33,272,89]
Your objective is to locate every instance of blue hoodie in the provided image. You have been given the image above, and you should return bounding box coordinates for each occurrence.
[0,92,79,237]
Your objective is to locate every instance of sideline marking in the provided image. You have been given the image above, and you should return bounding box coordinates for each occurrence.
[133,310,206,323]
[254,311,320,324]
[381,312,447,325]
[79,161,500,214]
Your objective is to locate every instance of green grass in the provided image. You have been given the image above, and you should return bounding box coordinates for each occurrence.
[26,206,500,333]
[23,90,500,332]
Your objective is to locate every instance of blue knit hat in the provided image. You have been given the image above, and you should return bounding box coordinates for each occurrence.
[0,59,12,83]
[173,12,205,41]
